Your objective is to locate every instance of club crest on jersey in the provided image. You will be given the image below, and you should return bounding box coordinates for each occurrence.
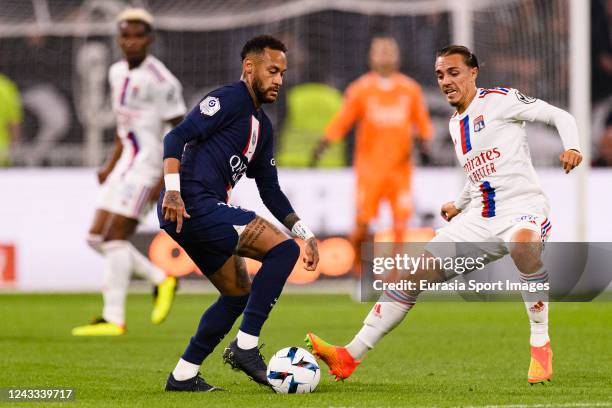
[473,115,485,132]
[200,96,220,116]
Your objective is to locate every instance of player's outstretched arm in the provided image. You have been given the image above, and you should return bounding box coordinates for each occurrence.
[508,89,583,174]
[310,83,361,167]
[538,103,583,173]
[309,139,329,167]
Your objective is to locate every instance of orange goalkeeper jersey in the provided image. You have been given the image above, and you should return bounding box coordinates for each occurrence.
[325,72,433,177]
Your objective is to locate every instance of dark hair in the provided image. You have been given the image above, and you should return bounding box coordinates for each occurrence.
[240,35,287,61]
[436,45,479,69]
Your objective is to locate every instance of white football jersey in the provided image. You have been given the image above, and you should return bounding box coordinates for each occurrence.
[109,55,186,182]
[449,87,573,217]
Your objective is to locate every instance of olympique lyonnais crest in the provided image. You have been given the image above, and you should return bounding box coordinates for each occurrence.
[474,115,485,132]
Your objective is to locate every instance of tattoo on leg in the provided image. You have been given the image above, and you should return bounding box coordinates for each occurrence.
[239,217,282,250]
[234,257,251,291]
[239,218,265,249]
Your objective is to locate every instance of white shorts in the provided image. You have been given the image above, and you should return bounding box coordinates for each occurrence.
[96,172,156,220]
[426,207,552,271]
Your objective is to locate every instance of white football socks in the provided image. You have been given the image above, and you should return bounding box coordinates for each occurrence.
[101,240,132,326]
[128,243,166,285]
[236,330,258,350]
[172,358,200,381]
[346,290,416,360]
[519,268,550,347]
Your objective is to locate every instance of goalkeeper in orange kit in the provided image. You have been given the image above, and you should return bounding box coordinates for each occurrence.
[311,36,433,273]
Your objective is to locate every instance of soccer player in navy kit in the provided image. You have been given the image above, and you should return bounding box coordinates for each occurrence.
[160,35,320,391]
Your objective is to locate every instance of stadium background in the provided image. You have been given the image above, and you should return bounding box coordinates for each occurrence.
[0,0,609,290]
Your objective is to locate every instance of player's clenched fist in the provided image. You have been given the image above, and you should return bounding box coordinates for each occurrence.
[559,149,582,174]
[440,201,461,222]
[162,190,190,233]
[303,238,320,271]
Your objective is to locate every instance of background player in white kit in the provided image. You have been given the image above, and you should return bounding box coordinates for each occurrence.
[306,45,583,384]
[72,8,187,336]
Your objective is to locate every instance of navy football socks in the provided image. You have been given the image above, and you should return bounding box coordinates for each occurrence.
[239,240,300,336]
[182,294,249,364]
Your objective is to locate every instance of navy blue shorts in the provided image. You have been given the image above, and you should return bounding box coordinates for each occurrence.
[160,201,256,275]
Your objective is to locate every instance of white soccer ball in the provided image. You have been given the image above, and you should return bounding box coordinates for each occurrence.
[266,346,320,394]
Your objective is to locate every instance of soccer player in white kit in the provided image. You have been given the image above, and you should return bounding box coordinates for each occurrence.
[72,8,187,336]
[306,45,583,384]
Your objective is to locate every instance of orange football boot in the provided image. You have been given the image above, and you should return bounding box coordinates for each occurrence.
[305,333,360,381]
[528,341,553,384]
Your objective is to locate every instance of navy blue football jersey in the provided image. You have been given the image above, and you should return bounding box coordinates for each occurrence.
[160,81,293,226]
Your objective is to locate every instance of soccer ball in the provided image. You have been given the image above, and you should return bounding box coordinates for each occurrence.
[266,346,320,394]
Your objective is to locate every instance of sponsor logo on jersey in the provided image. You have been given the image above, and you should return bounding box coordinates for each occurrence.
[200,96,221,116]
[464,147,501,183]
[515,89,537,104]
[473,115,485,132]
[229,154,247,183]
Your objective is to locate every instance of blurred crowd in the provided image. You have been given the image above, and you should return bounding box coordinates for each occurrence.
[0,0,611,167]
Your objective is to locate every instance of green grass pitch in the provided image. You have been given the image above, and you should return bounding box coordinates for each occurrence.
[1,293,611,407]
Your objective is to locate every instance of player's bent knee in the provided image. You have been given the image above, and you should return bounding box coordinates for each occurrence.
[267,239,300,261]
[263,239,300,278]
[509,231,543,273]
[510,228,541,244]
[237,217,291,259]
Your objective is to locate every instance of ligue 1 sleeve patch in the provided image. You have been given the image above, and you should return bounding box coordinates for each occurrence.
[200,96,221,116]
[515,89,537,104]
